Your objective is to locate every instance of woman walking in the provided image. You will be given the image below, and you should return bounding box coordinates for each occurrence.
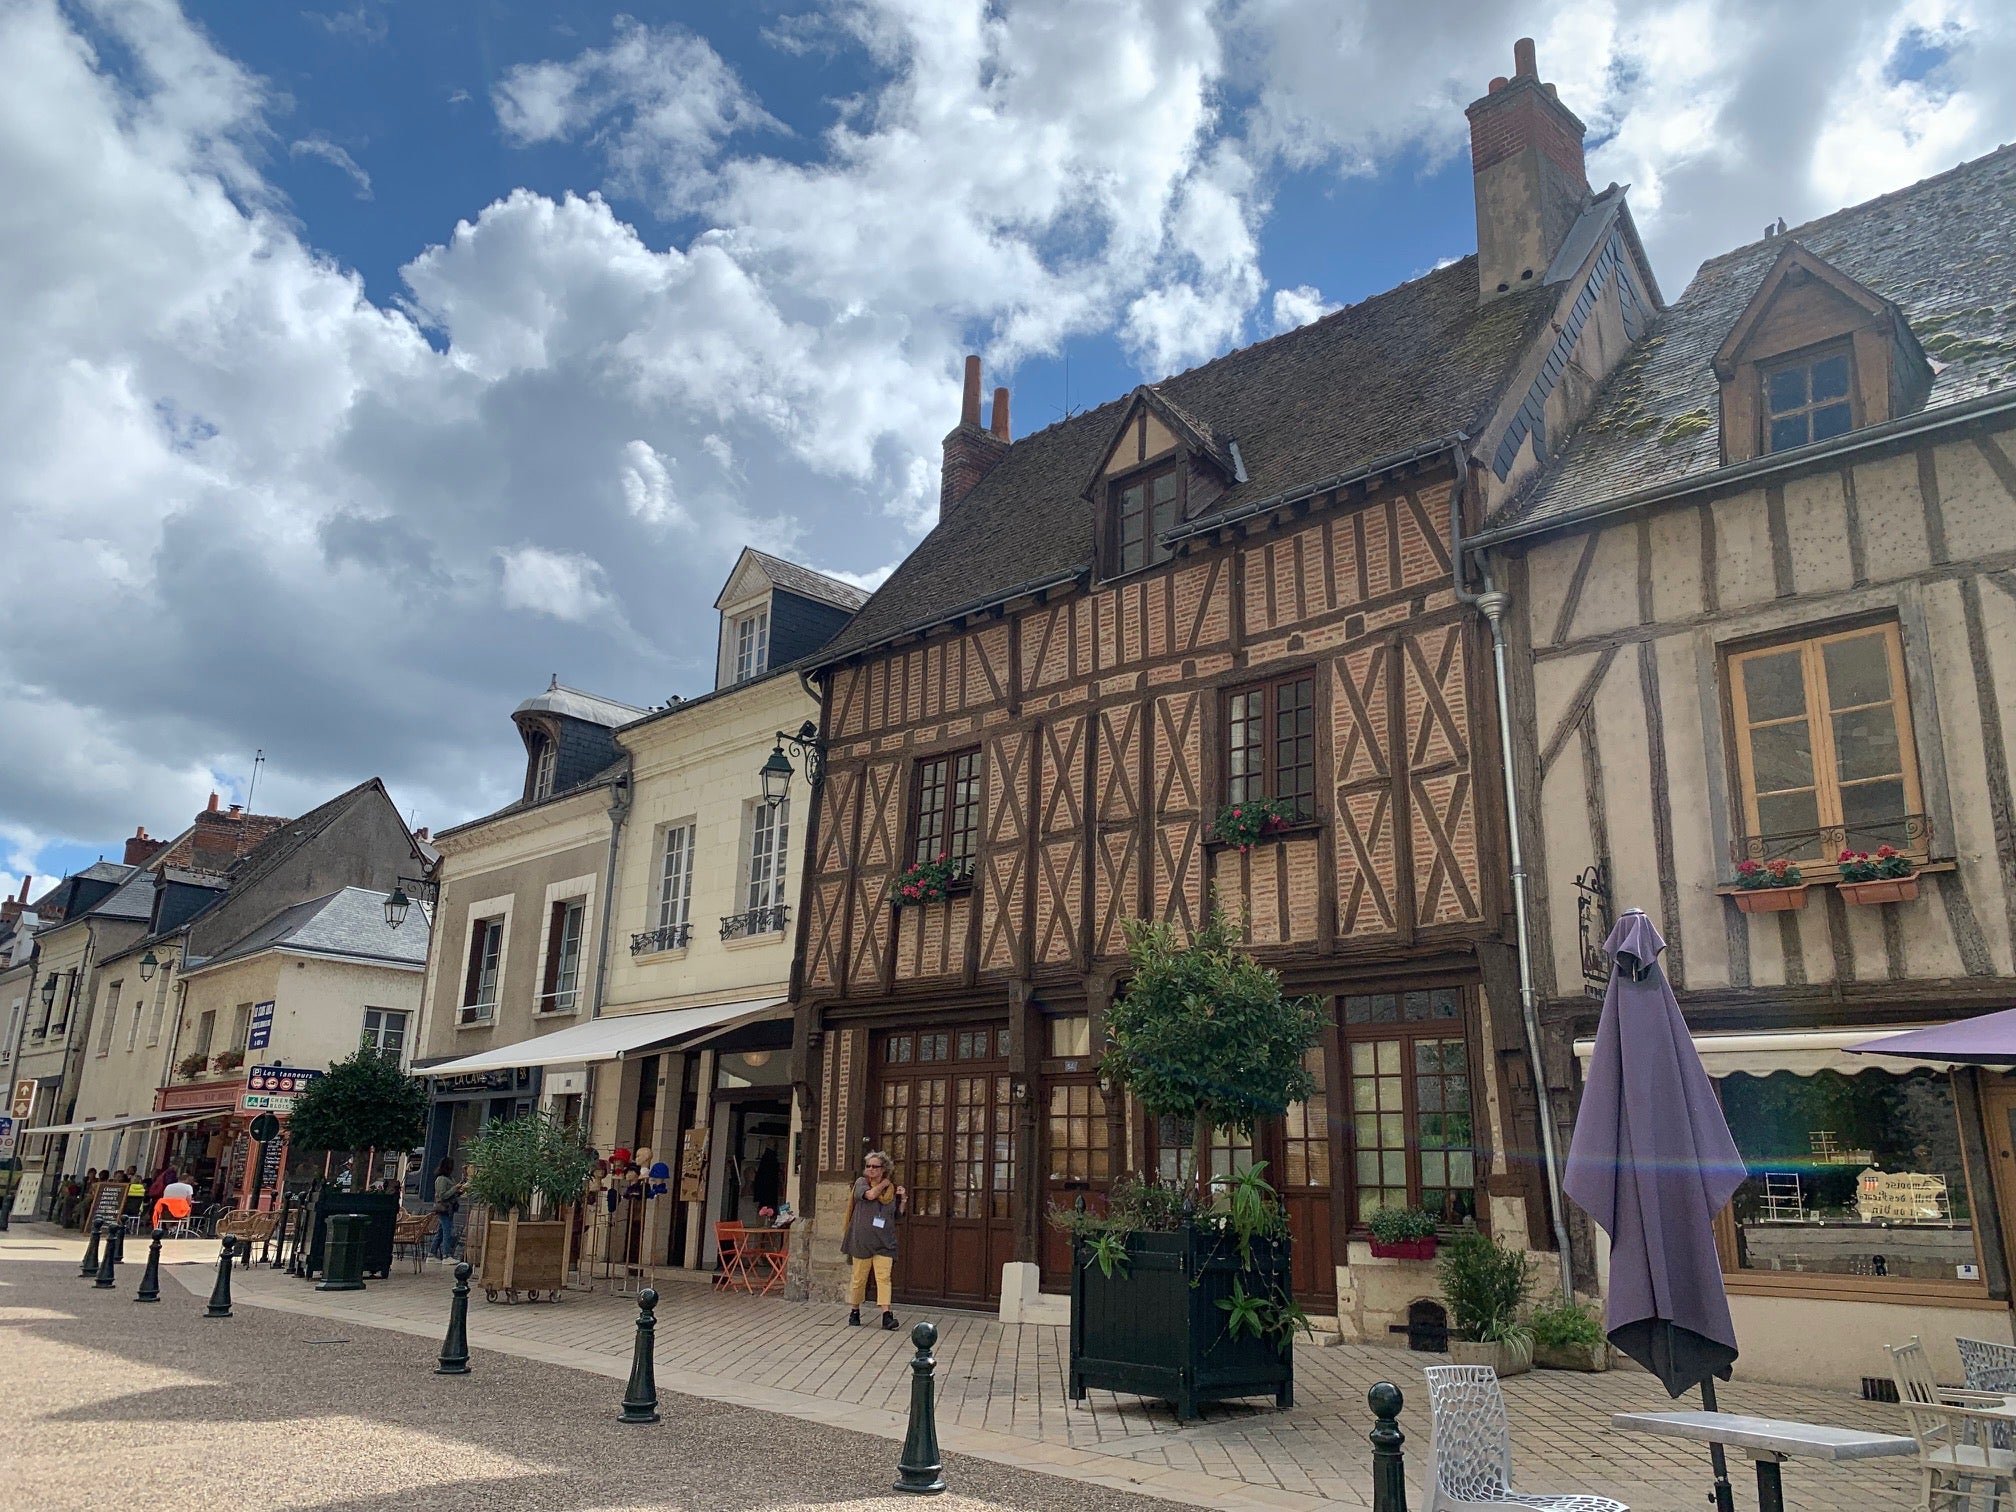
[840,1149,906,1330]
[430,1158,461,1260]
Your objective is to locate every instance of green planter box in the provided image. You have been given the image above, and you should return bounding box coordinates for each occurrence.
[1068,1226,1294,1421]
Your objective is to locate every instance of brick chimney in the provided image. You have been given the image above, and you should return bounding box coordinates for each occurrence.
[940,355,1010,523]
[123,826,166,867]
[1,876,30,926]
[414,827,431,843]
[1466,37,1590,303]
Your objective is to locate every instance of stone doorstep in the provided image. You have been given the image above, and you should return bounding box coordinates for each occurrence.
[160,1266,1377,1512]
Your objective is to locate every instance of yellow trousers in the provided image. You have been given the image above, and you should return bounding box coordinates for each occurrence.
[848,1254,893,1309]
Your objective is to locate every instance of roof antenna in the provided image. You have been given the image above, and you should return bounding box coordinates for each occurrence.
[1055,347,1082,422]
[245,749,265,812]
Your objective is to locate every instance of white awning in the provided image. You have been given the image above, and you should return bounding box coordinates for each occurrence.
[1573,1027,1948,1079]
[424,998,785,1076]
[26,1109,225,1136]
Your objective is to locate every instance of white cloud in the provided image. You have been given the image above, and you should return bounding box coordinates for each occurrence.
[618,438,680,524]
[497,545,615,621]
[1270,282,1338,332]
[289,133,372,198]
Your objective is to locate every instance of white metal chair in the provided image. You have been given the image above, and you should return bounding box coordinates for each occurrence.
[1887,1337,2016,1512]
[1959,1339,2016,1396]
[1422,1364,1629,1511]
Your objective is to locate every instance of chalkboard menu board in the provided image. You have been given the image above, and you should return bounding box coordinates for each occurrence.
[259,1136,283,1190]
[88,1180,123,1230]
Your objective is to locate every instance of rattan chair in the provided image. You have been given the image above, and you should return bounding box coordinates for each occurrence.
[1422,1364,1629,1511]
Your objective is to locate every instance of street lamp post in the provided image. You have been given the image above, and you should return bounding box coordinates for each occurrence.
[383,886,411,930]
[757,721,825,807]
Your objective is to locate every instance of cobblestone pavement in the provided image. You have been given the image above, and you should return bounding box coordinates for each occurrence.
[0,1225,1931,1511]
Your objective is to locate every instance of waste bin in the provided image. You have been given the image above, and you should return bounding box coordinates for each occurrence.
[303,1190,398,1279]
[317,1213,368,1292]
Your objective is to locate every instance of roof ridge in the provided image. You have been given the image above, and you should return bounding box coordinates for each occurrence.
[1695,140,2016,276]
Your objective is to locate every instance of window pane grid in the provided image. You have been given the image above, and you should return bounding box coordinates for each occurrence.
[1764,348,1854,455]
[747,798,788,911]
[912,749,980,875]
[1225,675,1316,820]
[658,823,694,930]
[1343,992,1477,1225]
[1111,465,1178,575]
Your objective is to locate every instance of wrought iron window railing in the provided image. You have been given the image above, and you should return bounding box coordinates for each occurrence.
[720,905,790,941]
[457,1000,495,1026]
[1729,813,1931,868]
[630,922,692,956]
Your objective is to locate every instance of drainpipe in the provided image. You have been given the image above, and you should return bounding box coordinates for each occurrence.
[1447,440,1576,1302]
[580,763,632,1143]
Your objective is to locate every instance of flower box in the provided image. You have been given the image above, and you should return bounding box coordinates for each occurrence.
[1838,877,1920,906]
[1534,1339,1612,1372]
[1367,1237,1438,1261]
[1732,884,1808,914]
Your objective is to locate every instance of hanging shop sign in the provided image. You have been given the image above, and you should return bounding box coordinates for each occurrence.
[239,1064,325,1114]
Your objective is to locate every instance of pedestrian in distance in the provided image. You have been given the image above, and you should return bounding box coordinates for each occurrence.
[430,1158,461,1260]
[840,1149,906,1330]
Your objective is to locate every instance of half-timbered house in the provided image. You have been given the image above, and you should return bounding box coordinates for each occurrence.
[787,41,1664,1337]
[1475,143,2016,1387]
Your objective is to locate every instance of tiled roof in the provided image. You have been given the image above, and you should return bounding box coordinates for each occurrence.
[1500,143,2016,530]
[741,549,871,612]
[818,255,1553,663]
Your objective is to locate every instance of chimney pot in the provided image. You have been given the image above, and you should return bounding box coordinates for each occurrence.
[960,355,983,428]
[208,791,220,813]
[1488,76,1507,93]
[1514,37,1537,77]
[991,386,1011,442]
[415,827,431,842]
[16,877,28,902]
[229,804,243,818]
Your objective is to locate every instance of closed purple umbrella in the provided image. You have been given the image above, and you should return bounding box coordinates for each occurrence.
[1565,909,1746,1395]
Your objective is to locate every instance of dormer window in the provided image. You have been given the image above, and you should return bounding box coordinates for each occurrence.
[530,736,557,801]
[1110,462,1181,576]
[1763,343,1855,454]
[734,609,769,683]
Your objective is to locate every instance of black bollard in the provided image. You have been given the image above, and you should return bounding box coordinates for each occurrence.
[110,1223,126,1265]
[135,1226,165,1303]
[79,1218,105,1278]
[618,1287,660,1423]
[269,1195,292,1270]
[437,1261,473,1375]
[894,1320,946,1495]
[205,1236,236,1318]
[1369,1382,1407,1512]
[93,1222,119,1289]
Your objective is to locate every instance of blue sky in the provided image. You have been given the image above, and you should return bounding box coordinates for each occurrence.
[4,0,2013,896]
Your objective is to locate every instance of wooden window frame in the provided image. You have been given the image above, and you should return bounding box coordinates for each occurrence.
[1104,458,1185,579]
[539,898,586,1015]
[461,916,503,1021]
[734,609,769,684]
[361,1007,410,1060]
[1758,338,1858,457]
[1222,668,1320,822]
[1723,617,1927,876]
[908,746,982,878]
[530,736,557,802]
[657,822,695,934]
[1339,986,1482,1232]
[745,796,789,913]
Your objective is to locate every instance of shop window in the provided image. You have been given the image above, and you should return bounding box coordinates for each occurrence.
[1727,621,1925,868]
[1047,1082,1111,1184]
[1225,672,1317,821]
[540,898,585,1014]
[1343,989,1475,1224]
[911,747,981,874]
[1718,1067,1982,1286]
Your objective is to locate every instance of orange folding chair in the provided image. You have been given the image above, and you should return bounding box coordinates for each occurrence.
[713,1221,751,1291]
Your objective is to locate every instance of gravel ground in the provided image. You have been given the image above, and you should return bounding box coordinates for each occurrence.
[0,1255,1189,1512]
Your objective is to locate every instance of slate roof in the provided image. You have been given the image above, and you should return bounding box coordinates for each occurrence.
[738,548,871,613]
[190,885,431,972]
[221,778,420,896]
[818,255,1554,663]
[84,867,154,922]
[1499,143,2016,530]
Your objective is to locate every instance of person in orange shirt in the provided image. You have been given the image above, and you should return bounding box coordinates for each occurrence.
[151,1180,194,1230]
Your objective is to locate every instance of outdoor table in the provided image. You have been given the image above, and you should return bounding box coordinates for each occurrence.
[737,1228,789,1296]
[1611,1409,1915,1512]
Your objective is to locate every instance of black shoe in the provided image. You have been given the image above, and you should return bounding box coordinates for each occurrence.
[881,1311,901,1331]
[848,1308,861,1326]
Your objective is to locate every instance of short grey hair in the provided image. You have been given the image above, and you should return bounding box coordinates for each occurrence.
[863,1150,893,1170]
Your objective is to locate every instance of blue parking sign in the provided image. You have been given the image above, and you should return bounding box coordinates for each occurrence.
[248,1000,275,1051]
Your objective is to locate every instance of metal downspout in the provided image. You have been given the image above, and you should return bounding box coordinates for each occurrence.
[1447,441,1576,1300]
[581,764,632,1142]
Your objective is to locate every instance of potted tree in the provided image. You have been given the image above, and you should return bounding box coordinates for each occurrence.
[1065,906,1325,1421]
[464,1111,595,1303]
[1365,1204,1440,1261]
[1529,1298,1611,1372]
[1837,846,1919,905]
[1439,1233,1534,1376]
[286,1048,429,1281]
[1730,857,1807,912]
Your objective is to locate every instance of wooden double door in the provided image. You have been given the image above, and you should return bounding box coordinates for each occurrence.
[868,1024,1015,1307]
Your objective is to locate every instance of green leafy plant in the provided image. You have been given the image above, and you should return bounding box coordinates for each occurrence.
[1839,845,1914,882]
[463,1111,597,1217]
[212,1048,245,1072]
[894,852,968,906]
[286,1047,428,1157]
[1530,1298,1606,1350]
[1219,1276,1269,1340]
[1366,1205,1439,1243]
[1437,1233,1533,1344]
[1733,857,1803,890]
[1210,797,1299,849]
[1102,903,1324,1193]
[1205,1162,1288,1270]
[176,1052,209,1080]
[1085,1230,1131,1280]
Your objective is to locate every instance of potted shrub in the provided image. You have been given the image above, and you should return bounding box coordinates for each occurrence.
[1530,1298,1611,1372]
[1837,845,1919,905]
[176,1052,209,1080]
[464,1111,596,1303]
[1211,798,1300,851]
[1365,1205,1439,1261]
[287,1048,430,1280]
[1066,906,1326,1421]
[1730,857,1807,913]
[1439,1233,1534,1377]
